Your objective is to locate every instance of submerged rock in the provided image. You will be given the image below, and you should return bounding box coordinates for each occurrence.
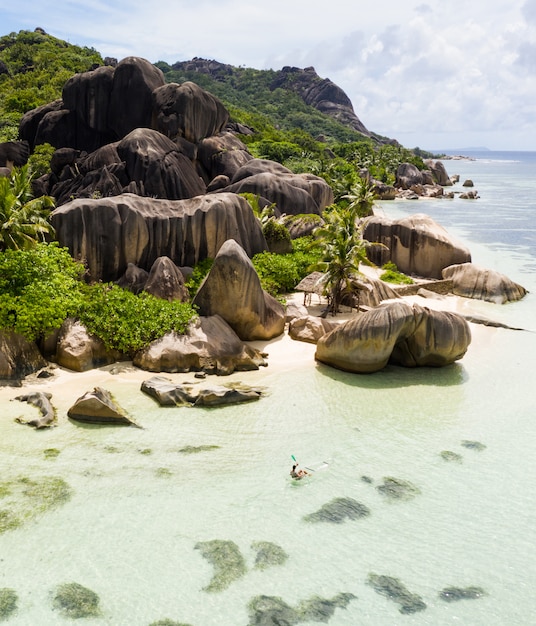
[0,588,18,620]
[67,387,139,426]
[303,497,370,524]
[461,440,487,452]
[14,391,56,428]
[367,573,427,614]
[251,541,288,570]
[376,477,421,501]
[195,539,246,592]
[247,595,299,625]
[297,593,357,622]
[52,582,100,619]
[440,451,463,463]
[439,586,487,602]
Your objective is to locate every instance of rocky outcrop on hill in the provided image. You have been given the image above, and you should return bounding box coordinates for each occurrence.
[192,239,286,340]
[363,214,472,279]
[442,263,528,303]
[133,315,268,375]
[0,140,30,168]
[315,301,471,373]
[50,192,267,282]
[171,59,377,141]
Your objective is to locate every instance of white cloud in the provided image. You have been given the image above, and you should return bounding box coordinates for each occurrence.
[0,0,535,149]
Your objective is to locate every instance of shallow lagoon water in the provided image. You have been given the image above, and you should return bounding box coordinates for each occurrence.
[0,153,535,625]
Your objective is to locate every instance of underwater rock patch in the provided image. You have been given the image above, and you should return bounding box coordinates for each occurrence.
[178,445,220,454]
[367,573,426,614]
[303,497,370,524]
[195,539,246,592]
[0,476,72,534]
[52,582,100,619]
[297,593,357,622]
[461,440,486,451]
[0,588,17,620]
[149,620,193,626]
[248,595,299,625]
[440,451,463,463]
[439,586,487,602]
[247,592,357,625]
[376,477,421,501]
[251,541,288,570]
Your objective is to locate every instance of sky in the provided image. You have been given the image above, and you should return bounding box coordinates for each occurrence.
[1,0,536,151]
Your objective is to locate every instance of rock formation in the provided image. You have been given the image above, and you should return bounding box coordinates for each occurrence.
[143,256,189,301]
[54,318,125,371]
[67,387,139,426]
[0,331,47,381]
[141,376,263,407]
[288,316,337,344]
[192,239,286,340]
[363,214,472,279]
[50,192,267,282]
[442,263,528,303]
[133,315,268,374]
[14,391,56,428]
[315,301,471,373]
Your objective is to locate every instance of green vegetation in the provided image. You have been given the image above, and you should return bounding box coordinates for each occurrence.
[0,165,55,251]
[0,588,17,621]
[379,261,414,285]
[52,582,101,619]
[251,541,288,570]
[0,29,102,141]
[43,448,60,460]
[0,243,197,352]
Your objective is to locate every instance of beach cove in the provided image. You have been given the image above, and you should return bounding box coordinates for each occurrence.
[0,152,535,625]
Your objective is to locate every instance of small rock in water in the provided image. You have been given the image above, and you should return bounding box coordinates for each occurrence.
[367,573,427,614]
[461,440,487,452]
[303,497,370,524]
[439,586,487,602]
[440,450,463,463]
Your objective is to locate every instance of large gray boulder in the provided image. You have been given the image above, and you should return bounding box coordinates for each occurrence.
[425,159,452,186]
[116,128,206,200]
[133,315,267,375]
[0,140,30,167]
[220,159,334,216]
[152,81,229,143]
[141,376,263,407]
[51,192,267,282]
[315,301,471,373]
[363,214,472,279]
[55,318,124,372]
[197,132,253,182]
[288,316,337,344]
[192,239,286,340]
[14,392,56,428]
[68,387,139,426]
[442,263,528,303]
[0,331,47,381]
[143,256,189,301]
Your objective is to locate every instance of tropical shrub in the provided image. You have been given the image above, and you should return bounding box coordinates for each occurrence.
[379,262,414,284]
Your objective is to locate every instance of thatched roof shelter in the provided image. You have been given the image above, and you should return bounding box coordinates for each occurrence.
[295,271,326,305]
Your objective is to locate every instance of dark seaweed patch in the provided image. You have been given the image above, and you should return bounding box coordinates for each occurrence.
[52,582,100,618]
[178,445,220,454]
[376,477,421,501]
[0,588,17,620]
[461,440,487,452]
[297,593,357,622]
[367,573,426,614]
[195,539,246,592]
[251,541,288,570]
[304,497,370,524]
[440,451,463,463]
[439,586,487,602]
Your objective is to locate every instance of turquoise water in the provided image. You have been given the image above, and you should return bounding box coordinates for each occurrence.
[0,153,535,625]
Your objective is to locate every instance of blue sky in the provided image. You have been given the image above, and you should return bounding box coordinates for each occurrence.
[1,0,536,150]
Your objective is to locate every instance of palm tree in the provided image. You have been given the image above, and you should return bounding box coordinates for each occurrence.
[0,165,55,251]
[342,175,376,218]
[312,179,385,315]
